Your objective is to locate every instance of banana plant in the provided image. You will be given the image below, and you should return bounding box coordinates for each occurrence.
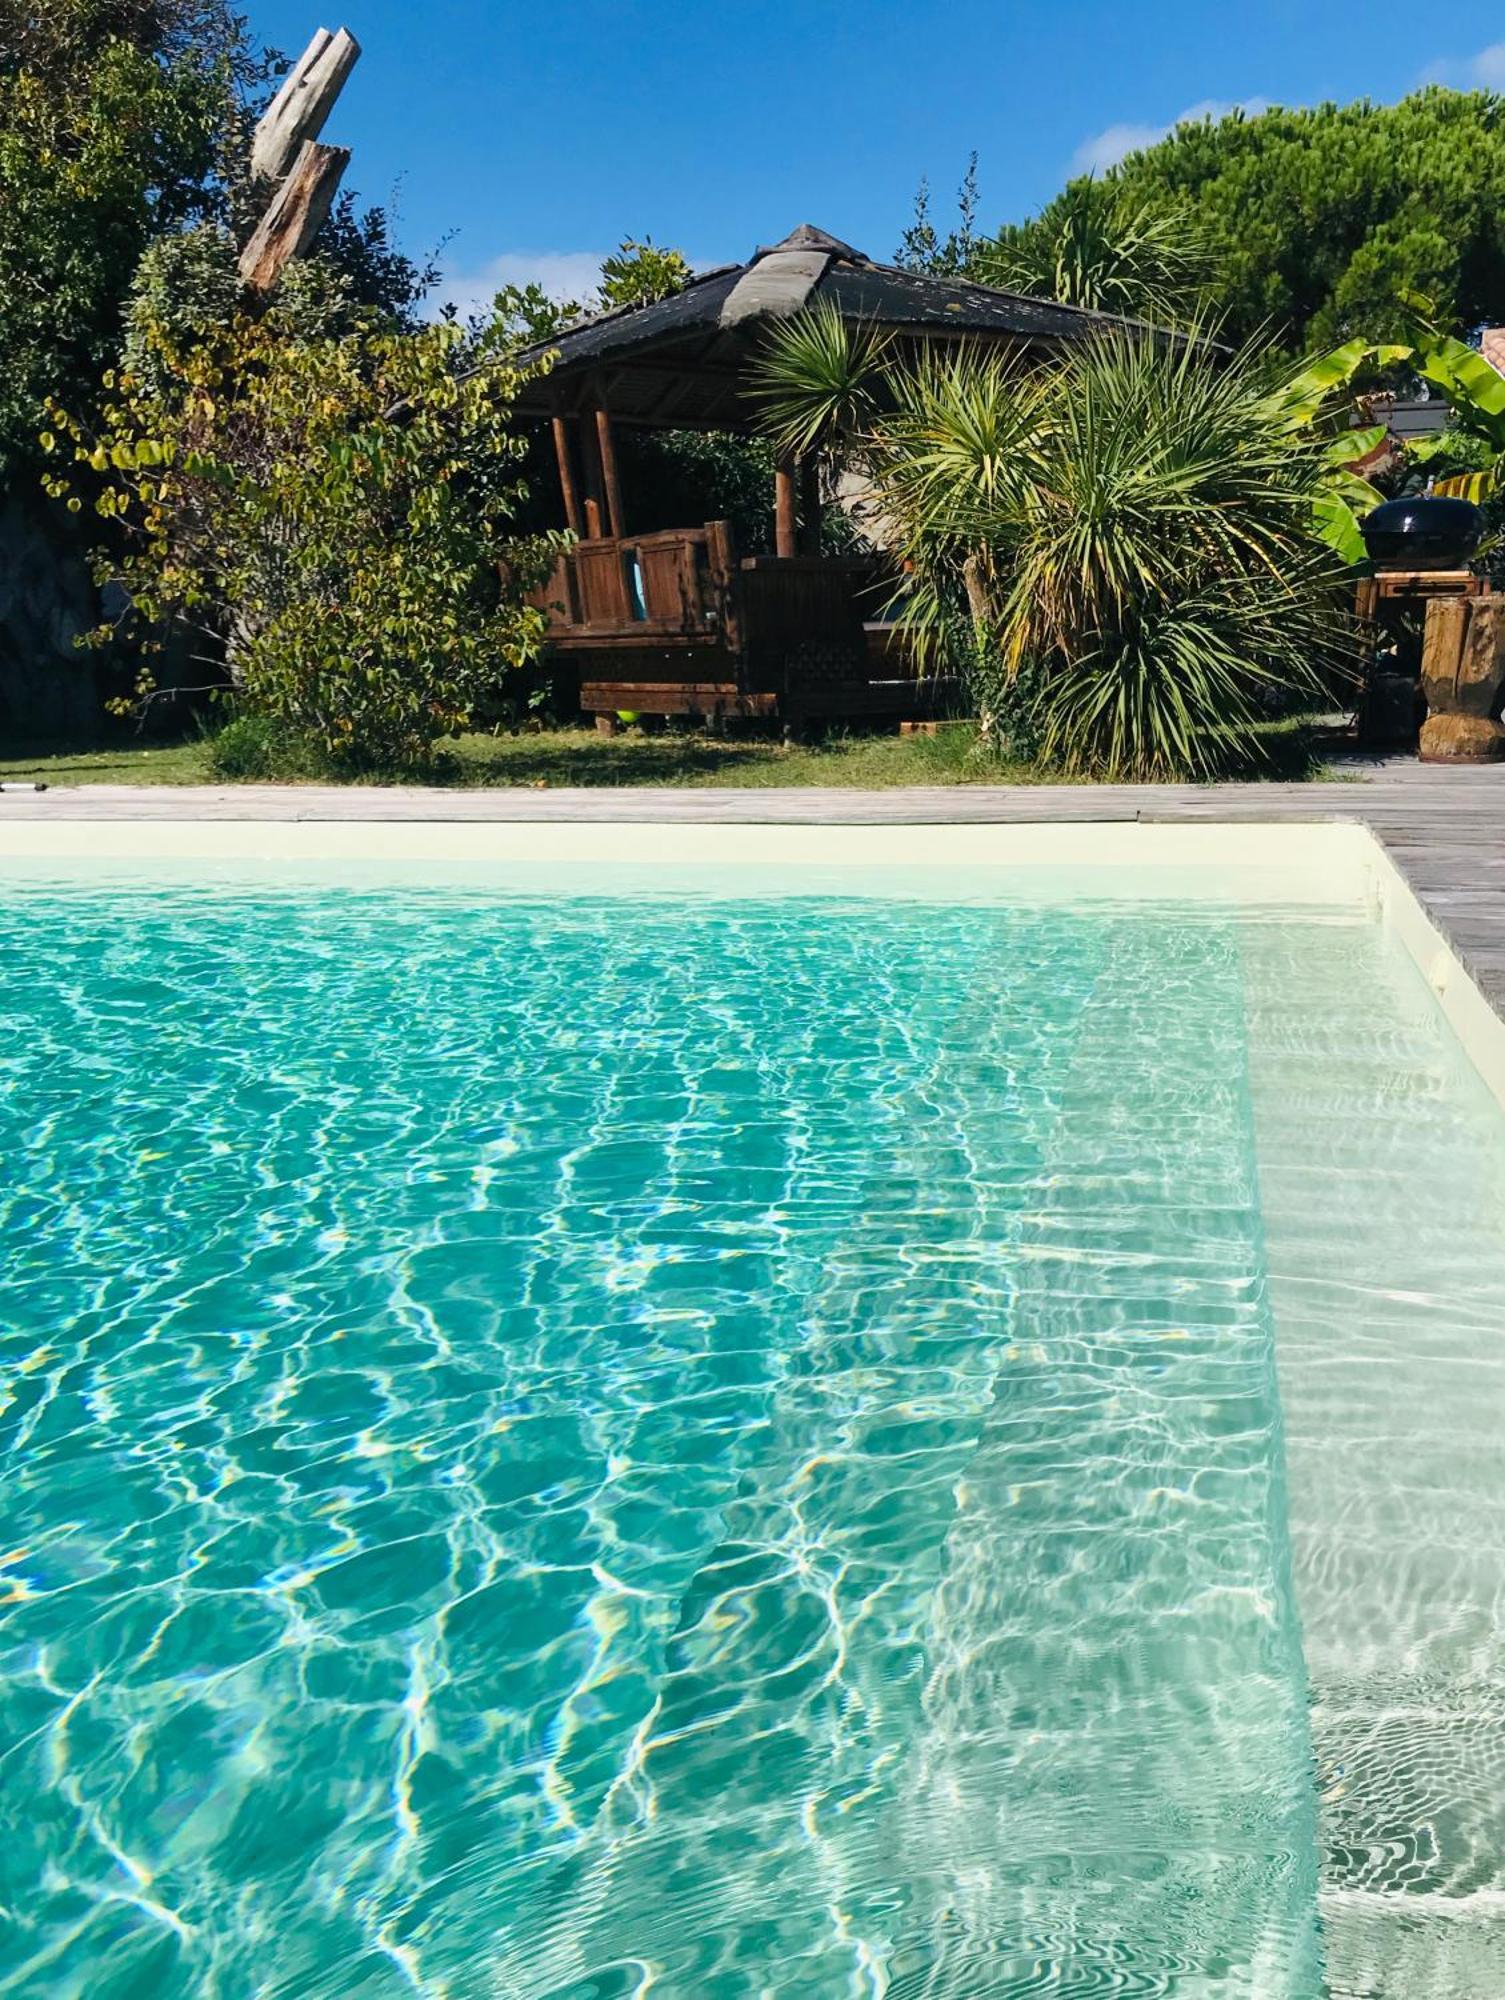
[1309,425,1390,563]
[1270,344,1411,561]
[1285,299,1505,523]
[1405,331,1505,499]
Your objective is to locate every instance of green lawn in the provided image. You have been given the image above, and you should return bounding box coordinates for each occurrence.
[0,740,211,786]
[0,725,1045,789]
[0,716,1340,789]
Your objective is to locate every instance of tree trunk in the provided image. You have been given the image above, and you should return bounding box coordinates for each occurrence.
[962,551,1004,744]
[774,457,798,559]
[239,140,350,294]
[251,28,361,188]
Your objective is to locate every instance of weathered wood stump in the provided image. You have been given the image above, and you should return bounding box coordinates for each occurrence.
[238,28,360,298]
[1420,594,1505,764]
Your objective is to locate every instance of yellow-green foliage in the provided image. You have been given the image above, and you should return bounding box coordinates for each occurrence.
[44,311,566,766]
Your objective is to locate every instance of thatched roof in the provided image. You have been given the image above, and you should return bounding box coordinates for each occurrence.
[514,223,1167,430]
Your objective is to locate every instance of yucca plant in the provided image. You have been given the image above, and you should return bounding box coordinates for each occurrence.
[748,301,892,460]
[1000,332,1349,777]
[751,313,1351,779]
[977,179,1212,327]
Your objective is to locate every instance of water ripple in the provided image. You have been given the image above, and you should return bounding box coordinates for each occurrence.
[0,880,1496,1995]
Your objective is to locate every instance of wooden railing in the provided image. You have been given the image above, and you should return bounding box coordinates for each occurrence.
[528,524,736,648]
[528,522,959,723]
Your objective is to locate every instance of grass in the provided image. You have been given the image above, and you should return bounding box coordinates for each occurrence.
[0,714,1343,790]
[0,740,212,787]
[0,724,1041,789]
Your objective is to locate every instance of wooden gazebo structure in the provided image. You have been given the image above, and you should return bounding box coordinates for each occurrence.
[515,225,1142,730]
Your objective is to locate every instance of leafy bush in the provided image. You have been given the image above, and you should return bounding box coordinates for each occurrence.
[597,238,693,310]
[754,308,1349,779]
[205,712,323,780]
[45,310,564,767]
[0,0,242,480]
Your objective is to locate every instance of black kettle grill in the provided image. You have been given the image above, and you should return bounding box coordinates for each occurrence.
[1360,496,1485,570]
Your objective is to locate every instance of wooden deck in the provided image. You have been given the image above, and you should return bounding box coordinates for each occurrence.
[6,759,1505,1016]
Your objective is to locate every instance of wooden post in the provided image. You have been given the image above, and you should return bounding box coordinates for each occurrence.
[798,458,821,556]
[1421,594,1505,763]
[595,404,625,539]
[706,517,740,654]
[251,28,361,188]
[551,414,583,537]
[1420,596,1470,699]
[578,408,605,540]
[238,139,350,293]
[775,456,797,559]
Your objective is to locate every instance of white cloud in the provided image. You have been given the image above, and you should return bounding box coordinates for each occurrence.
[1071,122,1168,174]
[429,250,606,322]
[1070,97,1271,174]
[1421,42,1505,90]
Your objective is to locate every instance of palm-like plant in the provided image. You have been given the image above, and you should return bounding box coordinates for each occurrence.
[748,302,892,460]
[977,179,1211,328]
[751,314,1349,779]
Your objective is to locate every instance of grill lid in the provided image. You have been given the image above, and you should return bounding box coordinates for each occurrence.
[1360,496,1484,569]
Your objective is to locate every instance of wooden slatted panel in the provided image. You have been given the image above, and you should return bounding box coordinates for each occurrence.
[581,681,776,718]
[528,553,578,626]
[635,533,708,632]
[573,543,631,629]
[531,531,722,643]
[738,557,885,691]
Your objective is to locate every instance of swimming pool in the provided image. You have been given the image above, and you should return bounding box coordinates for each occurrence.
[2,825,1503,1997]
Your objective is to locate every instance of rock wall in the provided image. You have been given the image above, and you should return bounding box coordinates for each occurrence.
[0,492,102,742]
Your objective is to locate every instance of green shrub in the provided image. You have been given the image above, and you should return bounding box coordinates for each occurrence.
[205,714,323,781]
[46,311,564,768]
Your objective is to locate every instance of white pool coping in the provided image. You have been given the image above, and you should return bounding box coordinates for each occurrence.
[4,816,1504,1111]
[0,813,1369,871]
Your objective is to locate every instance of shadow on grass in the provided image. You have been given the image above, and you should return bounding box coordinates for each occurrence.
[434,733,787,788]
[1223,714,1357,783]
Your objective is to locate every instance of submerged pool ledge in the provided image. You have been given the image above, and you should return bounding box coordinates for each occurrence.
[4,813,1504,1115]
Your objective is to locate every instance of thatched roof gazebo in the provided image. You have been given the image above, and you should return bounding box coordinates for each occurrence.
[516,225,1147,730]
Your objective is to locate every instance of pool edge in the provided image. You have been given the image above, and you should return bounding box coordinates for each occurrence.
[5,810,1504,1110]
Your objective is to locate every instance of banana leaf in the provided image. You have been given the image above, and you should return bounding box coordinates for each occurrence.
[1320,424,1387,469]
[1311,491,1371,565]
[1322,465,1386,511]
[1413,333,1505,446]
[1277,341,1413,427]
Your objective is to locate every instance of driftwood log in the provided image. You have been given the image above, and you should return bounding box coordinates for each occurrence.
[1420,594,1505,763]
[239,27,360,298]
[251,27,361,187]
[238,139,351,293]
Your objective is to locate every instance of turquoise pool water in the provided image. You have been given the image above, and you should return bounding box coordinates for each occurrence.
[2,868,1504,1998]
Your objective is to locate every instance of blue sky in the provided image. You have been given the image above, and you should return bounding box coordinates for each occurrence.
[251,1,1505,316]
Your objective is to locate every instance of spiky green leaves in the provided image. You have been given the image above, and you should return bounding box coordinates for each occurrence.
[752,311,1350,778]
[746,302,892,462]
